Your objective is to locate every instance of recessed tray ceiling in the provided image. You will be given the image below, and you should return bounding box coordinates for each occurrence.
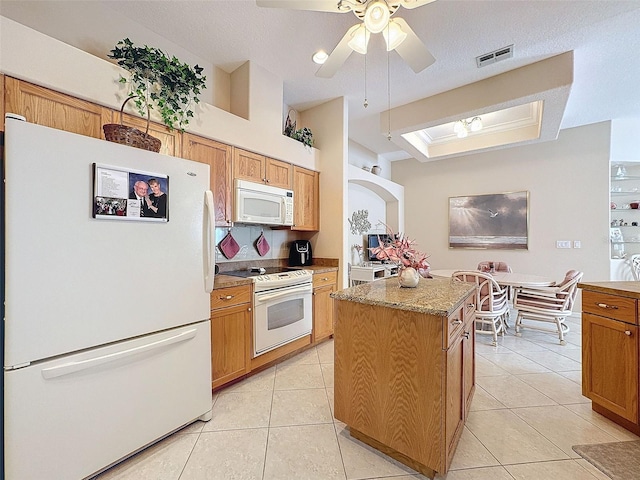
[381,52,573,162]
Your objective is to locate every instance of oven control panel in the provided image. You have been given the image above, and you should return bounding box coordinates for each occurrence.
[253,269,312,291]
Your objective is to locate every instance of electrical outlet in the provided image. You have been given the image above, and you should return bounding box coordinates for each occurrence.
[573,240,581,249]
[556,240,571,249]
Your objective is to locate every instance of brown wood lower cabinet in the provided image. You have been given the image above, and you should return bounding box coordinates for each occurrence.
[210,284,252,389]
[312,271,337,343]
[445,309,475,464]
[581,288,639,431]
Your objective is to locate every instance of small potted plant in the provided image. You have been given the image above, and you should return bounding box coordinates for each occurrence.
[291,127,314,148]
[104,38,207,151]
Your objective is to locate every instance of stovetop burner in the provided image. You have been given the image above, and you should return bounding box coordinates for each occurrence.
[222,267,297,278]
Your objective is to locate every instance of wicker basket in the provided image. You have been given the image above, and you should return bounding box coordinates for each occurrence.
[103,96,161,153]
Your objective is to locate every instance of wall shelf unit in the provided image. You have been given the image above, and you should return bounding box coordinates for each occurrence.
[610,163,640,279]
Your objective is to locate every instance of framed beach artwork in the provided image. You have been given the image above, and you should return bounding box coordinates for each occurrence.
[449,191,529,249]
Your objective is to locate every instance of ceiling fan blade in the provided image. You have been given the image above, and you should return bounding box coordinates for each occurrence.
[392,17,435,73]
[315,24,359,78]
[399,0,437,9]
[256,1,345,13]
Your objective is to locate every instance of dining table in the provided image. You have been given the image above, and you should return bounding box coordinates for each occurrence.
[429,269,555,288]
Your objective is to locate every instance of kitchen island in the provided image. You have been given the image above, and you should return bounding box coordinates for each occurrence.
[331,277,476,479]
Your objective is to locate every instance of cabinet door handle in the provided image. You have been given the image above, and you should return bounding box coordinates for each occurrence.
[322,277,329,281]
[219,295,234,300]
[451,319,463,325]
[596,302,619,310]
[248,307,252,312]
[463,331,470,339]
[625,330,632,336]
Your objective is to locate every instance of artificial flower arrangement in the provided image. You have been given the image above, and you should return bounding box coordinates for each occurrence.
[368,226,431,278]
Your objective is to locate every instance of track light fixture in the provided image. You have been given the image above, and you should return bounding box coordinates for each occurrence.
[453,117,483,138]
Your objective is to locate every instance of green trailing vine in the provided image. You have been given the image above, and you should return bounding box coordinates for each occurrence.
[108,38,206,132]
[291,127,314,148]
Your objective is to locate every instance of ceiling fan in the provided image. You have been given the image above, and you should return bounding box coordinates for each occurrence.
[256,0,437,78]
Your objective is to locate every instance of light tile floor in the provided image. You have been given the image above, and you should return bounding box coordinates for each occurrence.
[96,312,639,480]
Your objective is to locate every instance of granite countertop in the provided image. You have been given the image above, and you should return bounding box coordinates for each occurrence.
[213,275,253,289]
[290,265,339,274]
[579,281,640,299]
[213,264,339,290]
[331,277,475,316]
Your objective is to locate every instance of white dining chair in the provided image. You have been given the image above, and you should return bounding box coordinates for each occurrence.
[452,271,509,346]
[631,254,640,281]
[512,270,584,345]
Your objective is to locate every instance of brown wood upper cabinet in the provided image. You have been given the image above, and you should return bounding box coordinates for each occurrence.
[233,148,292,189]
[4,77,112,139]
[182,134,233,226]
[292,166,319,231]
[120,112,182,157]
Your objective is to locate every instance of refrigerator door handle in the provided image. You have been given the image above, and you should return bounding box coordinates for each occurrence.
[40,329,198,379]
[204,190,215,293]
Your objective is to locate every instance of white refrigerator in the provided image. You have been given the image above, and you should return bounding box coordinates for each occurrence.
[2,117,216,479]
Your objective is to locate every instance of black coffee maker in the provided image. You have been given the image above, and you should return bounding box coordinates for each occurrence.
[289,240,312,266]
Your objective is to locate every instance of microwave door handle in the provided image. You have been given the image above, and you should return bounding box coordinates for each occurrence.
[255,285,312,303]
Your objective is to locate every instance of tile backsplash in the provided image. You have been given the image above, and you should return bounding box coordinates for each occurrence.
[215,225,303,264]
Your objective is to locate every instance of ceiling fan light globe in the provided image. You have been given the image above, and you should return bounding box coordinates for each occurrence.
[348,24,370,54]
[364,1,390,33]
[383,20,407,51]
[312,50,329,64]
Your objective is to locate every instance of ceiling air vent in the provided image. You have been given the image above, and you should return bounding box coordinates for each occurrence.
[476,45,514,68]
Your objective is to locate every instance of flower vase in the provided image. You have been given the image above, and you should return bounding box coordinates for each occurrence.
[398,266,420,288]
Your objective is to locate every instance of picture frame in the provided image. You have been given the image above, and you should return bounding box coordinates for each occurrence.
[93,163,169,222]
[449,191,529,249]
[610,227,624,243]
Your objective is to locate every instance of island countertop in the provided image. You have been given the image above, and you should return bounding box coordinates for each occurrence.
[579,281,640,299]
[331,277,475,316]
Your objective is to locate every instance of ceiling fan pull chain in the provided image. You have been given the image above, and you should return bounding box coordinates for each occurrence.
[364,51,368,108]
[387,35,392,141]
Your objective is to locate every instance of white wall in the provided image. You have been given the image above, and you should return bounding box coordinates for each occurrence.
[0,16,319,171]
[347,183,387,265]
[348,140,391,181]
[610,117,640,162]
[300,97,349,288]
[392,122,611,286]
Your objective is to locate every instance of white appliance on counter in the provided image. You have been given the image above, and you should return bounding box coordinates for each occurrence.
[233,179,294,226]
[2,117,216,479]
[223,268,312,356]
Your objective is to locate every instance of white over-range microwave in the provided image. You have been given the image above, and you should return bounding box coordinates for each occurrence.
[233,179,294,226]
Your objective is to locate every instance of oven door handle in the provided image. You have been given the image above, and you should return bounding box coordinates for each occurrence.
[255,285,312,303]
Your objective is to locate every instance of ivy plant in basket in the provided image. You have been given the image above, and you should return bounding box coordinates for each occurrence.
[104,38,207,152]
